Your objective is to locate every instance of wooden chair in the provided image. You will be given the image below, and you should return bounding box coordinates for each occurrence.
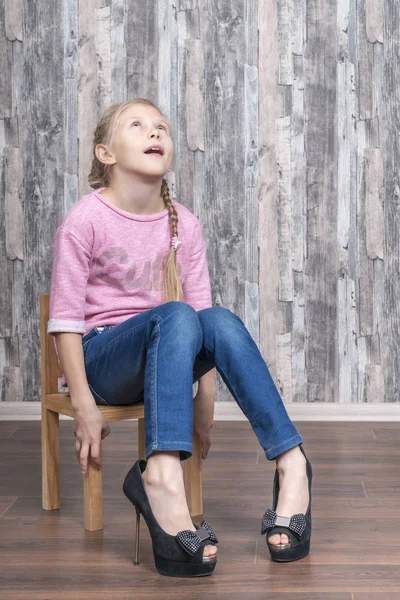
[40,293,203,531]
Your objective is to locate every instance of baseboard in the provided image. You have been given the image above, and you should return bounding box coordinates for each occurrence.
[1,401,400,421]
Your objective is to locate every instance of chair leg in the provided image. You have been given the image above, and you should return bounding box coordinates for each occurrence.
[84,446,103,531]
[138,418,146,460]
[41,406,60,511]
[183,429,203,518]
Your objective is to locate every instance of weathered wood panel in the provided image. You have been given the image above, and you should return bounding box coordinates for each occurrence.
[78,0,104,197]
[258,0,286,399]
[63,0,79,215]
[159,1,178,197]
[0,0,398,406]
[243,0,259,348]
[125,2,158,106]
[201,1,253,401]
[382,0,400,402]
[303,0,338,403]
[110,0,127,105]
[17,0,65,401]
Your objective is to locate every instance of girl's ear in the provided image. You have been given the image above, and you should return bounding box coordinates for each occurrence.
[95,143,115,165]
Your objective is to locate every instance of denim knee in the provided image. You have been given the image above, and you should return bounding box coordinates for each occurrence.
[159,301,203,343]
[198,305,244,342]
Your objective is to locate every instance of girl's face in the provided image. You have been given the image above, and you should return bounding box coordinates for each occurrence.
[100,103,174,178]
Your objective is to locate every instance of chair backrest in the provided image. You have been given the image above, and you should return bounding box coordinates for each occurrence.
[40,293,63,397]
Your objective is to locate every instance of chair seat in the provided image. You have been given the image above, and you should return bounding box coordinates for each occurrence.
[44,392,145,421]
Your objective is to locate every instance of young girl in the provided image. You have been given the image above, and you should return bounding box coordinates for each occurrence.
[47,98,313,578]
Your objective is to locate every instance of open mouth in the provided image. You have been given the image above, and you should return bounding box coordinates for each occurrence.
[144,146,164,156]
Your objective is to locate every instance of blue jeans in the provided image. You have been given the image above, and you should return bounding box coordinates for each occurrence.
[81,301,303,462]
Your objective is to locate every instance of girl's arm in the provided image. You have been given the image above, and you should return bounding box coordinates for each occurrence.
[47,225,111,473]
[55,332,111,474]
[193,369,216,459]
[54,332,97,412]
[197,367,216,396]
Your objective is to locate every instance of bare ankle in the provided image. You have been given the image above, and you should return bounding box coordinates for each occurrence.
[276,445,306,473]
[145,451,184,489]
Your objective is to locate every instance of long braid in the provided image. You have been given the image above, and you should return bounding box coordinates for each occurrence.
[161,178,184,303]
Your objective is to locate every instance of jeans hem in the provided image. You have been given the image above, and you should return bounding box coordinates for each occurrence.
[265,434,303,461]
[146,442,193,461]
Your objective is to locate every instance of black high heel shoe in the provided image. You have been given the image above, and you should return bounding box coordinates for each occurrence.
[260,444,312,562]
[122,459,219,577]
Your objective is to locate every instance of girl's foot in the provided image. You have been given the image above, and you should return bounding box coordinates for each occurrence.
[268,445,309,547]
[141,463,217,559]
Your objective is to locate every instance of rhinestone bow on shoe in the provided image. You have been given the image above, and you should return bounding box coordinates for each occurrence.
[261,508,307,540]
[176,520,219,556]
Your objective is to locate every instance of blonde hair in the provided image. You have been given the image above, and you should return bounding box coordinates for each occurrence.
[88,98,184,304]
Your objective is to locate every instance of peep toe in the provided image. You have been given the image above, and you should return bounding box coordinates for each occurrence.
[260,444,313,562]
[122,459,219,577]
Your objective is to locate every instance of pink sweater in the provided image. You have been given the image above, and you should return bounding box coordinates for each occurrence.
[48,188,213,386]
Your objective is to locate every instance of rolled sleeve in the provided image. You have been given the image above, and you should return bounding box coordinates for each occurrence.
[47,227,91,335]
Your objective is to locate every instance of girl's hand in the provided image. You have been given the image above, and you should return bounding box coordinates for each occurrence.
[194,418,213,460]
[193,388,215,460]
[72,400,111,474]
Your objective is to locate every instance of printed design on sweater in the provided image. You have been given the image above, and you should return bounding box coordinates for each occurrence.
[94,246,180,292]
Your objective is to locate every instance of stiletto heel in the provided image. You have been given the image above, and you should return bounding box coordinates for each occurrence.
[260,444,313,562]
[123,459,219,577]
[134,507,140,566]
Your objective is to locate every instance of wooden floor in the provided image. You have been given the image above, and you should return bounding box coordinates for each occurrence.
[1,418,400,599]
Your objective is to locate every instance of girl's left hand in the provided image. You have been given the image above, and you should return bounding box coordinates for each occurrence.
[193,390,215,460]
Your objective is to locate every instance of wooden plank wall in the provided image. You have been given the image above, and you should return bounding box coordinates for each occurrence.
[0,0,397,404]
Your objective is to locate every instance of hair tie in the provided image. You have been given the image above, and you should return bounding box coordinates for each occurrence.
[171,236,182,251]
